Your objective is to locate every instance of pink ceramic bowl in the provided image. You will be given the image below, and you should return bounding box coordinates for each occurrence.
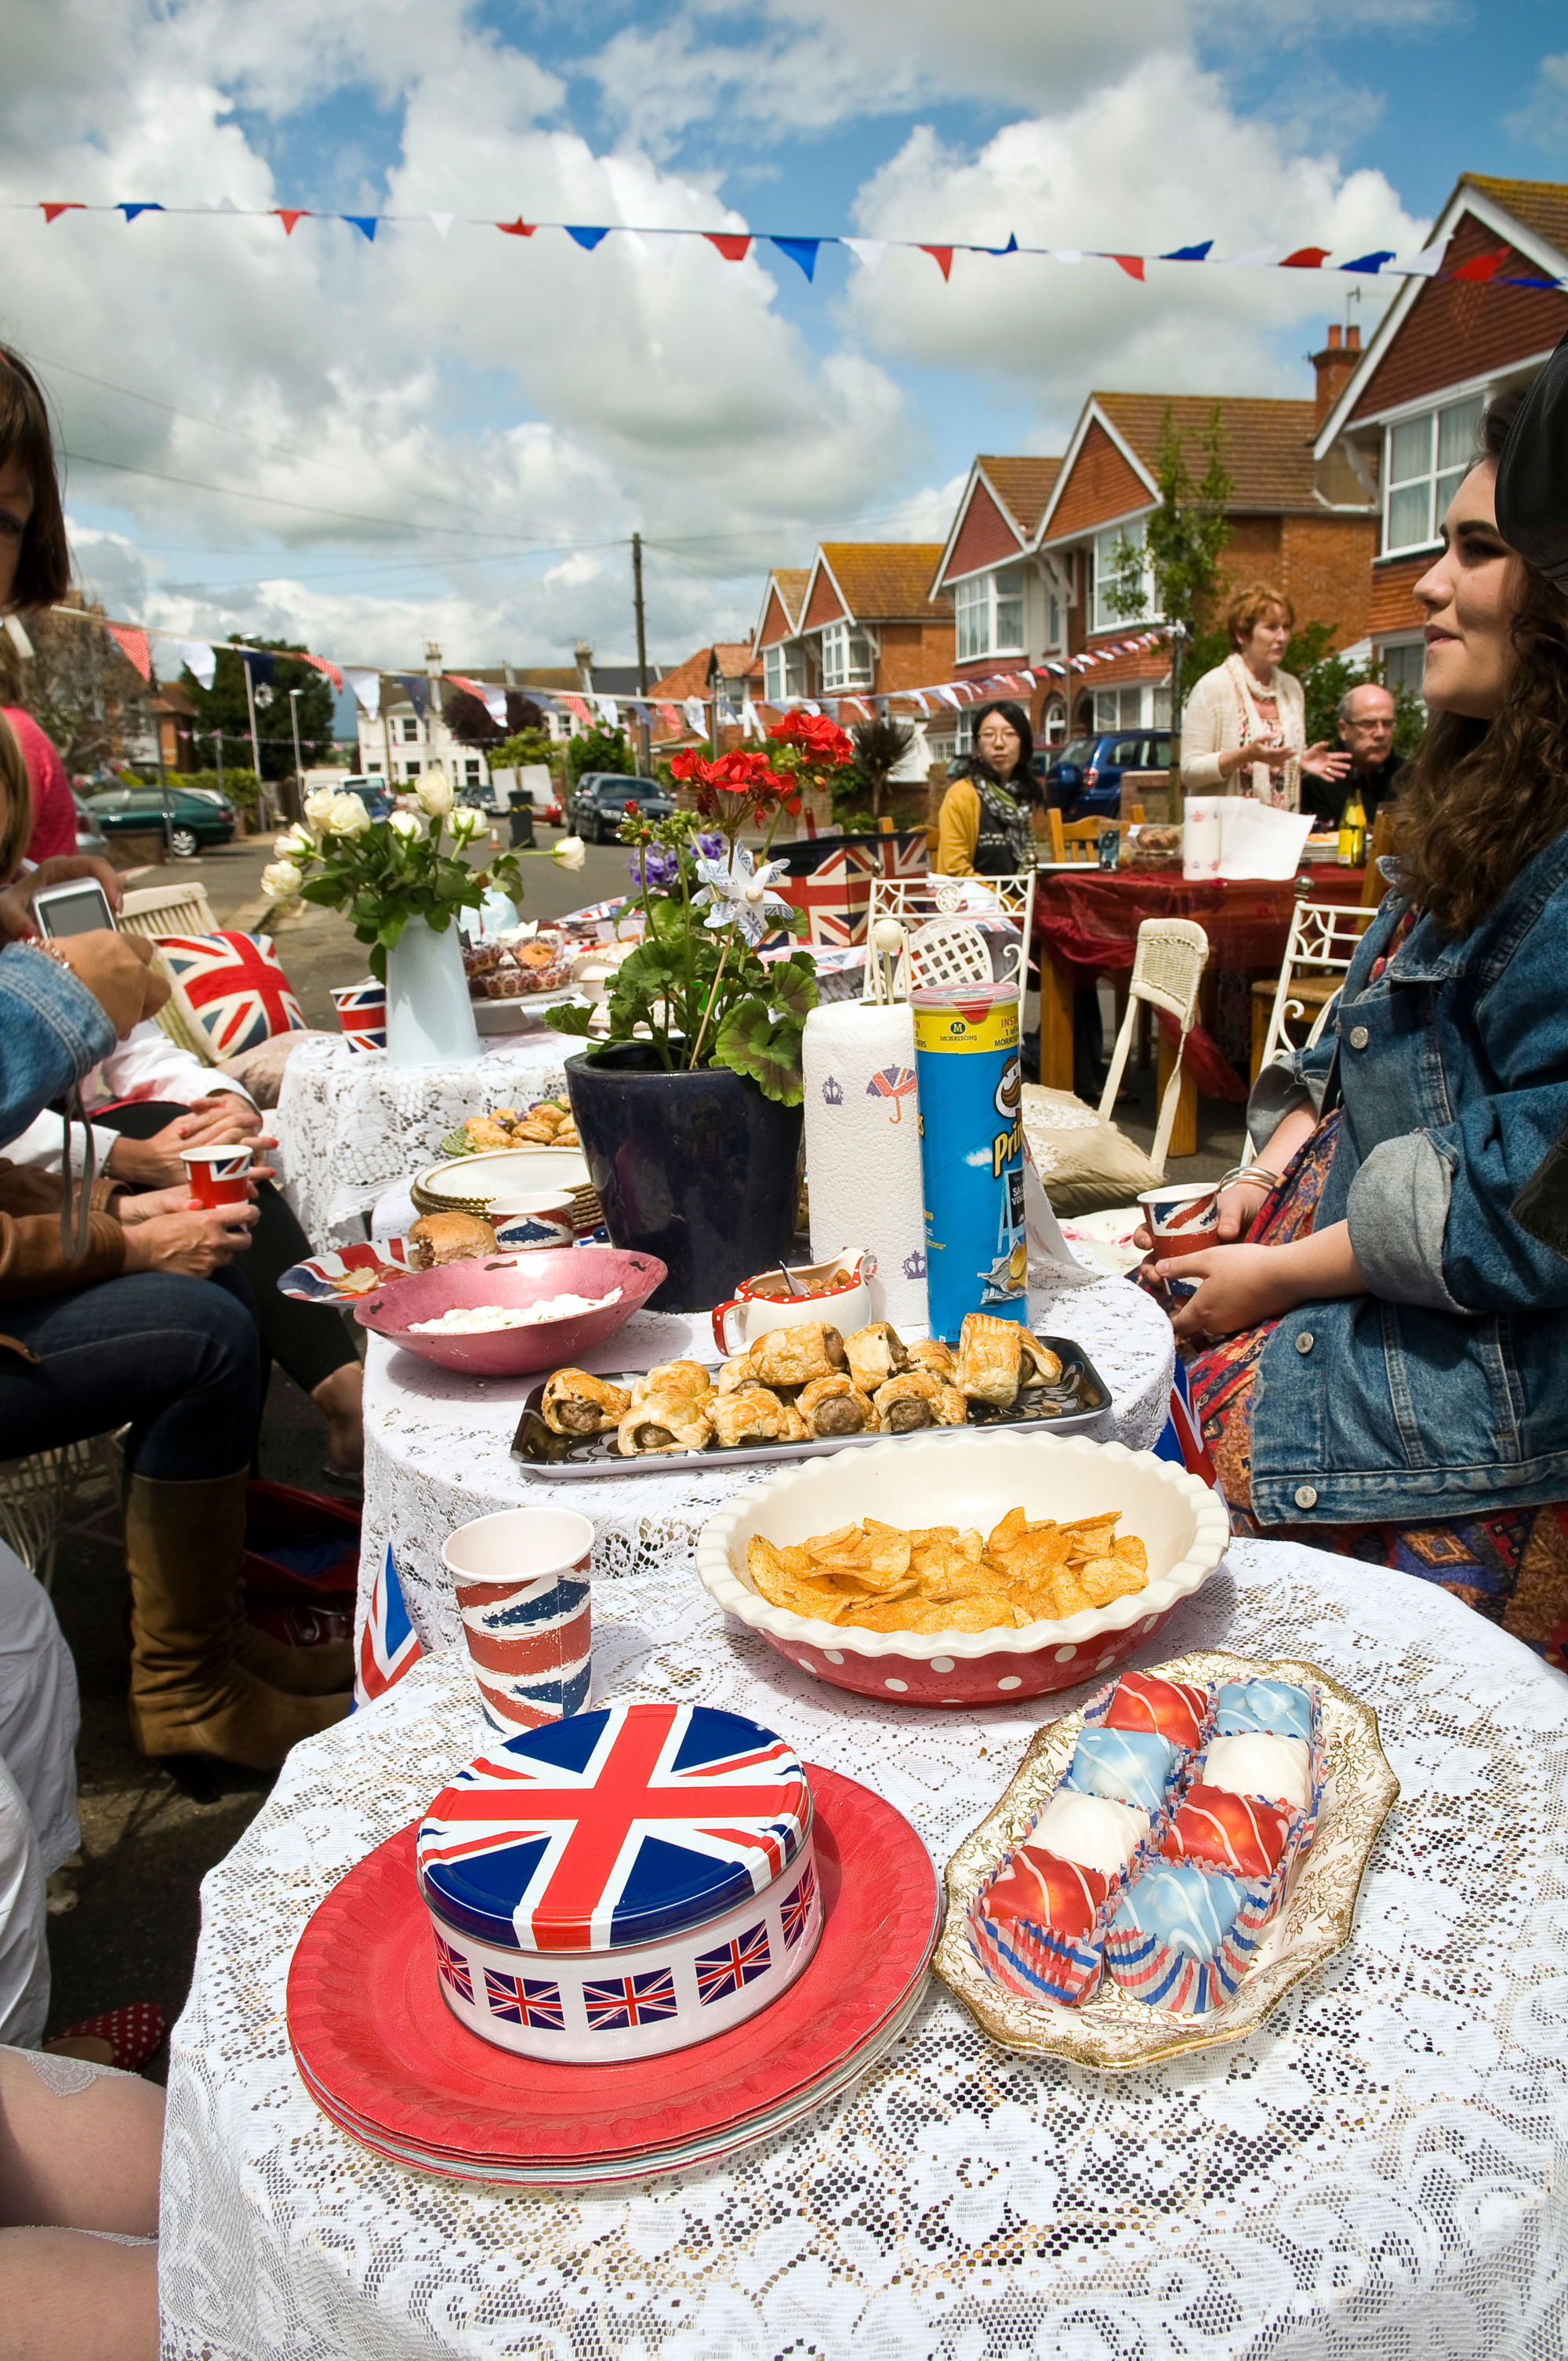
[354,1244,666,1377]
[695,1431,1229,1709]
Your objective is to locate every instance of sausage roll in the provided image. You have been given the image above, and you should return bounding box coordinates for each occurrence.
[954,1313,1032,1408]
[749,1323,847,1391]
[540,1368,632,1437]
[630,1360,713,1408]
[1019,1334,1064,1388]
[716,1350,762,1396]
[873,1369,968,1433]
[797,1373,877,1438]
[710,1384,797,1449]
[905,1339,956,1382]
[615,1386,715,1455]
[843,1321,907,1394]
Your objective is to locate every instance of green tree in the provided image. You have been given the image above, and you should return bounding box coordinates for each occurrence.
[565,725,636,786]
[1104,404,1235,769]
[180,639,335,783]
[491,726,559,772]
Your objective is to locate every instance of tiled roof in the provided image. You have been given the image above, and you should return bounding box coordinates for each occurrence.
[766,569,811,630]
[820,543,951,620]
[1094,393,1319,514]
[977,456,1062,538]
[648,644,761,701]
[1464,175,1568,265]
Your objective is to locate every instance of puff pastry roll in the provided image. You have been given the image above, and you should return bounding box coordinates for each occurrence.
[716,1350,761,1396]
[797,1372,877,1437]
[905,1339,956,1381]
[711,1384,798,1449]
[540,1368,631,1437]
[749,1324,847,1390]
[843,1321,907,1394]
[630,1359,713,1408]
[615,1386,715,1455]
[954,1313,1034,1408]
[1019,1334,1064,1388]
[873,1369,968,1433]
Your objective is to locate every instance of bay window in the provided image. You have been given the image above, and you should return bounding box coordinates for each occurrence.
[1091,525,1152,633]
[763,642,805,703]
[954,567,1025,662]
[819,622,873,691]
[1384,394,1484,555]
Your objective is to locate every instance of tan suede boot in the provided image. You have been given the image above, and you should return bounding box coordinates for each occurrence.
[231,1618,354,1697]
[125,1469,349,1771]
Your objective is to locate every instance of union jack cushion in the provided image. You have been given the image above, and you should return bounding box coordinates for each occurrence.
[775,845,880,949]
[156,930,306,1059]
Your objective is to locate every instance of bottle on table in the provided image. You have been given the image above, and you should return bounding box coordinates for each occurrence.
[1338,783,1367,870]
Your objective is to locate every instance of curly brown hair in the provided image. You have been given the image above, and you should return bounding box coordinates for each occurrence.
[0,345,69,611]
[1394,387,1568,936]
[1224,581,1294,646]
[0,712,34,880]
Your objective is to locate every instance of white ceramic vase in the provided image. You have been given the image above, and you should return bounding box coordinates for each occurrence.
[385,916,480,1067]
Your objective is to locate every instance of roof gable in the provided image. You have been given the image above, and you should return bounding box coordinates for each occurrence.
[751,567,809,653]
[1041,409,1156,543]
[937,470,1026,588]
[801,554,849,630]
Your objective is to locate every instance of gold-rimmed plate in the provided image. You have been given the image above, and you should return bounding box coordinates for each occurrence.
[932,1647,1399,2068]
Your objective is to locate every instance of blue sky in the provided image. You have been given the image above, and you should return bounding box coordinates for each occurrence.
[2,0,1565,675]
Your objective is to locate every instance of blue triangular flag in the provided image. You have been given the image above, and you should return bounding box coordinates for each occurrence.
[989,231,1019,255]
[396,671,428,717]
[565,225,610,252]
[343,214,378,242]
[118,203,165,223]
[1339,249,1396,274]
[771,236,821,282]
[1161,241,1214,262]
[237,648,275,686]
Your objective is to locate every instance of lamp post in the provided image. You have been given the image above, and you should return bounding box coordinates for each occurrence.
[288,687,305,821]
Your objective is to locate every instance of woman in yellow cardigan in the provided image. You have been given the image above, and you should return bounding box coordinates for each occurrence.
[935,700,1045,875]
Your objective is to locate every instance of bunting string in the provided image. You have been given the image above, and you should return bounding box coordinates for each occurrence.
[9,201,1560,290]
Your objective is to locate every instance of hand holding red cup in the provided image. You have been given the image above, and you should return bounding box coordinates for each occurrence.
[179,1143,256,1208]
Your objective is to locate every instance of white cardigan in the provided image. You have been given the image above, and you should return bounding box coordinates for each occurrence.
[1180,656,1306,808]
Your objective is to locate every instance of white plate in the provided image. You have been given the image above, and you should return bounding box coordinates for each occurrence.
[414,1147,591,1207]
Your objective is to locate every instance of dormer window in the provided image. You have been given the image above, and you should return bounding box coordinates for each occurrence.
[1384,395,1485,556]
[820,622,873,691]
[764,644,805,703]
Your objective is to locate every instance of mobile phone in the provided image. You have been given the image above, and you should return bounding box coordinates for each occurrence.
[32,880,118,940]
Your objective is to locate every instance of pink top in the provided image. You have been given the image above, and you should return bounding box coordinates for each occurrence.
[7,709,77,862]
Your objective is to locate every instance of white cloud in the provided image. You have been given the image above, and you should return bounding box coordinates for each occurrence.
[1504,49,1568,151]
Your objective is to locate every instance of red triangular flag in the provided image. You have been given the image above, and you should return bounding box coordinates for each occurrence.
[705,233,751,262]
[1279,246,1329,269]
[920,245,954,281]
[40,203,85,224]
[107,624,151,681]
[274,209,310,235]
[1109,253,1145,281]
[497,218,535,238]
[1451,244,1512,284]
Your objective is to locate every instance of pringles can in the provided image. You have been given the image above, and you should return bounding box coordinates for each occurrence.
[911,980,1026,1340]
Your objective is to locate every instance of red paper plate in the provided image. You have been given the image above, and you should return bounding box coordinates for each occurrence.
[288,1764,941,2174]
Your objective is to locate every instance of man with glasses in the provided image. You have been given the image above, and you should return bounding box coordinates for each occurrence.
[1304,682,1403,827]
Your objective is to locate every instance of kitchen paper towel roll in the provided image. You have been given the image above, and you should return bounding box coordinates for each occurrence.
[1182,796,1221,880]
[801,1000,929,1331]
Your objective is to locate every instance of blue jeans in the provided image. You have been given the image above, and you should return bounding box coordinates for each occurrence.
[0,1266,261,1481]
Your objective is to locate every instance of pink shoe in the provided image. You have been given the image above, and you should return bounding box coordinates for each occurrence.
[53,2002,166,2073]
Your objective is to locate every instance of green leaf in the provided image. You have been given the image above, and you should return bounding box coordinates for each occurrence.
[712,997,804,1106]
[543,1005,595,1037]
[768,957,818,1023]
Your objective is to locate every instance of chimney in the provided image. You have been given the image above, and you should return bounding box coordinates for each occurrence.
[1312,322,1361,429]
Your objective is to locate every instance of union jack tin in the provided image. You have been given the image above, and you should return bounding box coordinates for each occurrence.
[416,1700,822,2062]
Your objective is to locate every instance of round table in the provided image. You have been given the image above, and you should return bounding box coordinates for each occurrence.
[355,1264,1175,1652]
[276,1031,574,1251]
[159,1538,1568,2360]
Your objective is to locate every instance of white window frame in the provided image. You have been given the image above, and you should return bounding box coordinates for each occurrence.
[1383,394,1486,558]
[1090,524,1152,634]
[400,716,419,743]
[763,643,805,703]
[819,621,873,692]
[953,567,1026,663]
[1379,636,1427,707]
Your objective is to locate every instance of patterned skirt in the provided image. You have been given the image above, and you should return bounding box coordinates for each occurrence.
[1182,1114,1568,1674]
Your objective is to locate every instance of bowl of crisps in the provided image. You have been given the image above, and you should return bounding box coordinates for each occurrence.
[695,1431,1229,1707]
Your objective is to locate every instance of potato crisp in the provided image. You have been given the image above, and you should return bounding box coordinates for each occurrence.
[746,1506,1149,1633]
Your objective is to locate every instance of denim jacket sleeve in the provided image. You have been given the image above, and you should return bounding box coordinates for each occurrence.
[0,945,116,1140]
[1246,1024,1338,1145]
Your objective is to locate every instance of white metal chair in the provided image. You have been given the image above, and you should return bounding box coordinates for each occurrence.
[861,870,1037,1025]
[1251,899,1379,1081]
[0,1432,125,1593]
[1098,917,1209,1179]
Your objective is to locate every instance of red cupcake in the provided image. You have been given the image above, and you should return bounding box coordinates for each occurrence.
[1160,1783,1290,1880]
[1101,1671,1209,1753]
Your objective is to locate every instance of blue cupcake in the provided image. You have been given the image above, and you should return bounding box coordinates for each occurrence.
[1214,1680,1313,1742]
[1109,1862,1247,1959]
[1062,1727,1176,1815]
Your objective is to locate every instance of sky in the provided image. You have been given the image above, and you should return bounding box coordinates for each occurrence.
[2,0,1565,691]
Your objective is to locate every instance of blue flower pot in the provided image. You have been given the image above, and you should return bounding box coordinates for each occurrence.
[564,1048,803,1313]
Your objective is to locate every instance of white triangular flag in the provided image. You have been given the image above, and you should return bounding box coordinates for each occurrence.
[683,696,706,732]
[1396,239,1446,278]
[741,699,762,738]
[1216,244,1279,268]
[841,238,887,271]
[595,694,619,726]
[633,230,681,273]
[344,667,381,720]
[169,637,216,691]
[1050,249,1082,266]
[428,212,456,240]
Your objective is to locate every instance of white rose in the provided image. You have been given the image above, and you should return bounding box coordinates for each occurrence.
[274,826,314,860]
[303,787,337,827]
[416,768,454,818]
[260,859,302,898]
[552,834,586,872]
[388,809,422,841]
[328,792,372,836]
[448,805,482,844]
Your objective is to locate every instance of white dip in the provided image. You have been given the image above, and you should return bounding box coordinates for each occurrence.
[410,1288,622,1335]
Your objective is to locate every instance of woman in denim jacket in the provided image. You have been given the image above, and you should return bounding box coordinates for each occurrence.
[1151,385,1568,1660]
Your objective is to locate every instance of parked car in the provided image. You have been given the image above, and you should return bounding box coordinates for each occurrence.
[71,794,109,859]
[567,773,674,845]
[1033,731,1173,825]
[83,782,238,859]
[336,775,394,821]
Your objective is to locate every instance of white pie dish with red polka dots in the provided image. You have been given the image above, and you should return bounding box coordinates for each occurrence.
[695,1433,1229,1708]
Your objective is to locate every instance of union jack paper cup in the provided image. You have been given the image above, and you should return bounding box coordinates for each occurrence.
[441,1506,593,1736]
[180,1142,253,1208]
[331,980,387,1054]
[416,1700,823,2062]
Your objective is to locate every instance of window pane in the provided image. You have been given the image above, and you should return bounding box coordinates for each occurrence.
[1436,395,1483,472]
[955,576,987,662]
[993,589,1023,652]
[1388,415,1432,484]
[1110,738,1142,765]
[1388,481,1429,550]
[1434,467,1468,526]
[821,624,844,690]
[1152,691,1172,727]
[1120,689,1142,728]
[1384,642,1425,700]
[1094,691,1119,731]
[786,652,805,696]
[993,568,1023,594]
[847,634,873,685]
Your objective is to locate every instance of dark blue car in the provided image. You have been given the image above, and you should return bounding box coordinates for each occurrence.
[1034,729,1172,824]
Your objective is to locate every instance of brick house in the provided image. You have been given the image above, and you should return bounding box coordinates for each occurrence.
[647,643,764,750]
[1313,173,1568,701]
[751,544,954,756]
[934,357,1376,750]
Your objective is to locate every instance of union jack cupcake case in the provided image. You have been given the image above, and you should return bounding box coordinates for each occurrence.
[416,1700,823,2063]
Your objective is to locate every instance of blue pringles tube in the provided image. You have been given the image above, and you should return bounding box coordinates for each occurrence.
[912,980,1026,1340]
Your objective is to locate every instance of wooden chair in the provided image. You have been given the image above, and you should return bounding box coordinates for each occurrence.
[1250,899,1379,1084]
[1045,812,1142,863]
[118,880,222,939]
[1098,918,1209,1176]
[1361,806,1396,906]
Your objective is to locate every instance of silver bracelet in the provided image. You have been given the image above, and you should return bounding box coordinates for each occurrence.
[1219,1164,1283,1192]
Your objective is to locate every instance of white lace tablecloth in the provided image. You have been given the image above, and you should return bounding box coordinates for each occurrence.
[276,1032,572,1250]
[160,1540,1568,2361]
[357,1263,1174,1652]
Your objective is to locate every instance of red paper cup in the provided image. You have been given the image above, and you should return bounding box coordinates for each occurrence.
[1137,1181,1221,1262]
[441,1507,593,1735]
[181,1143,253,1208]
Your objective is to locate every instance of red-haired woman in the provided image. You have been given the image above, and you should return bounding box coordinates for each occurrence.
[1180,582,1349,811]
